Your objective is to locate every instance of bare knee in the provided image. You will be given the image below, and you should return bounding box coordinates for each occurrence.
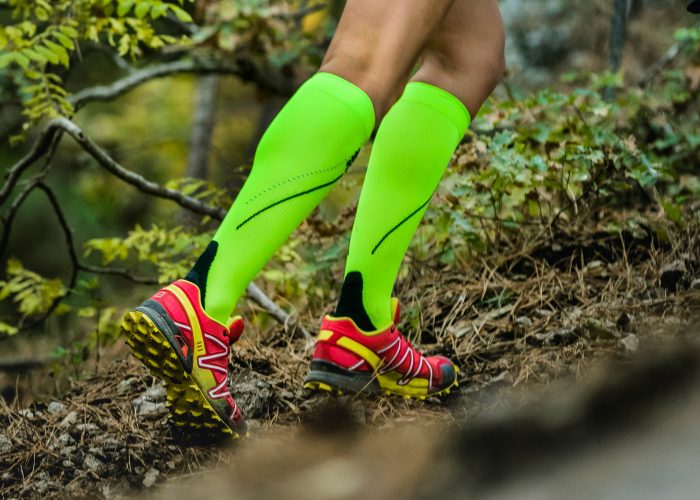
[319,48,408,122]
[413,23,506,117]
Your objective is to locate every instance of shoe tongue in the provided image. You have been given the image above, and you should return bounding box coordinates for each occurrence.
[226,315,245,344]
[391,297,400,324]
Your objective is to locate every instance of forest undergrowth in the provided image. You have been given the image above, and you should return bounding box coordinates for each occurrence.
[1,201,698,497]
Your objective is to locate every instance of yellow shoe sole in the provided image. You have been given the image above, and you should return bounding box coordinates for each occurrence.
[121,310,239,438]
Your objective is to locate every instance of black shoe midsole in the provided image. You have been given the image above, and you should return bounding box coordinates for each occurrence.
[304,360,381,394]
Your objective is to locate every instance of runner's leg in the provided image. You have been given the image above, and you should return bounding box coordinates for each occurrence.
[336,0,505,329]
[190,0,455,323]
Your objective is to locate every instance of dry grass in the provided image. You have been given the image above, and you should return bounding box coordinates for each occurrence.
[0,211,698,497]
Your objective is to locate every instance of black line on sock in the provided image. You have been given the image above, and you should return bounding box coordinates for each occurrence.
[345,148,360,172]
[235,173,344,230]
[184,240,218,308]
[334,271,376,331]
[236,148,360,231]
[370,193,434,255]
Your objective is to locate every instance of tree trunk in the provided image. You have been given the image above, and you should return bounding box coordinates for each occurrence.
[186,75,219,180]
[605,0,630,100]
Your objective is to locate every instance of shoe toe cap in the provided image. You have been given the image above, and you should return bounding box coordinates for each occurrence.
[426,355,458,390]
[229,415,248,437]
[439,361,457,388]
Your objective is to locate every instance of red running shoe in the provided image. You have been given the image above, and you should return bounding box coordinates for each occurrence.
[304,298,458,399]
[121,279,246,437]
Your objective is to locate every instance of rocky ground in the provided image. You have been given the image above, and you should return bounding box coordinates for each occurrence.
[1,214,698,498]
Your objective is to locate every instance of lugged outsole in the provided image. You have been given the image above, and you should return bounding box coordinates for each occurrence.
[304,366,460,400]
[121,310,239,438]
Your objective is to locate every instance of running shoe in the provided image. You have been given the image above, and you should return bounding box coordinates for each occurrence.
[121,279,246,437]
[304,298,458,399]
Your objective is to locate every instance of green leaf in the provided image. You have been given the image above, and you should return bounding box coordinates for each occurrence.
[0,322,18,336]
[0,52,17,69]
[117,33,131,56]
[168,4,193,22]
[15,52,30,69]
[21,48,47,64]
[117,0,135,17]
[44,40,69,67]
[77,307,97,318]
[52,32,74,49]
[59,25,79,38]
[134,2,151,18]
[150,4,168,18]
[35,45,59,65]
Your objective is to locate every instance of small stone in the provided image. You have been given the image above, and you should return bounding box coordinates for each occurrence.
[565,307,584,322]
[116,377,139,395]
[514,316,533,328]
[59,411,78,428]
[83,453,103,471]
[58,433,75,447]
[34,478,54,495]
[132,383,167,416]
[18,409,34,418]
[142,468,159,488]
[135,400,163,416]
[690,278,700,291]
[621,334,639,353]
[660,260,686,291]
[0,434,12,454]
[47,401,66,414]
[489,371,514,385]
[100,437,122,451]
[61,445,77,457]
[529,327,579,346]
[75,423,100,434]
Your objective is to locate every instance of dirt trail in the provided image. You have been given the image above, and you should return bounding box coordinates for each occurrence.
[1,217,698,498]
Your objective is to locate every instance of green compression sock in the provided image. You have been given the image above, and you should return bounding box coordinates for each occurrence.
[335,82,470,330]
[186,72,374,323]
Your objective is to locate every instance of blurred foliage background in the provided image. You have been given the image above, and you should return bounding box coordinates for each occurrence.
[0,0,698,400]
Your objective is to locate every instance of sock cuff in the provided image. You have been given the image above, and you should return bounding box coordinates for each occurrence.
[304,72,376,138]
[401,82,471,135]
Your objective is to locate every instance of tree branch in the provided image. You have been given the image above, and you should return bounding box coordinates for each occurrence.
[17,182,80,330]
[0,131,62,260]
[69,57,297,110]
[52,117,227,220]
[1,120,305,333]
[77,263,159,285]
[246,283,311,341]
[0,122,61,206]
[1,58,310,332]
